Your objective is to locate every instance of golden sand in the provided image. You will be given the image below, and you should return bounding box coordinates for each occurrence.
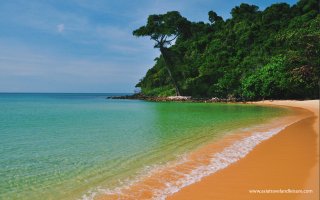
[98,100,319,200]
[168,100,319,200]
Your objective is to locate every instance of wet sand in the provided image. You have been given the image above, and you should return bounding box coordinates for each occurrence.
[97,100,319,200]
[168,100,319,200]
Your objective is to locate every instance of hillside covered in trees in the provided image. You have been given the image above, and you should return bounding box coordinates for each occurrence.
[133,0,319,100]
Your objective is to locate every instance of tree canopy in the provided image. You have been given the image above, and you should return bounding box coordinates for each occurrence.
[133,11,191,96]
[134,0,319,100]
[133,11,190,48]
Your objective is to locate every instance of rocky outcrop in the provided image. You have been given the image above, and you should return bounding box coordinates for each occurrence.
[108,94,244,103]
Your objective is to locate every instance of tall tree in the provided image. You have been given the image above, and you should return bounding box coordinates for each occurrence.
[133,11,190,96]
[208,11,223,24]
[135,0,319,100]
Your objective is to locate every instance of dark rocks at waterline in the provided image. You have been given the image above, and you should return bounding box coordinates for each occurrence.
[107,93,244,103]
[107,93,149,100]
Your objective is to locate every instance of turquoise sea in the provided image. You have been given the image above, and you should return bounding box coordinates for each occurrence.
[0,93,290,200]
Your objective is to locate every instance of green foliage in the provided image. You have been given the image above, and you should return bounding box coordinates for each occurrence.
[208,11,223,24]
[135,0,320,100]
[140,86,176,97]
[231,3,259,20]
[133,11,192,96]
[132,11,190,48]
[242,56,289,100]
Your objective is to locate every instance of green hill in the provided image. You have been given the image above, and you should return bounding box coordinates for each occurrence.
[134,0,319,100]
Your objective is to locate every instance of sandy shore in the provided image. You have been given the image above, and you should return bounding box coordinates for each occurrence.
[168,100,319,200]
[97,100,319,200]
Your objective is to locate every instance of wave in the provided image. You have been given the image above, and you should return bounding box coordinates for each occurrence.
[81,122,293,200]
[153,127,285,200]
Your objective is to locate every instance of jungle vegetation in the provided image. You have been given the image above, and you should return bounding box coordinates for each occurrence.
[133,0,319,100]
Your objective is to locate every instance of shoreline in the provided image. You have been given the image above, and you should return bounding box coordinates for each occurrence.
[168,100,319,200]
[96,100,318,200]
[108,93,317,103]
[108,94,239,102]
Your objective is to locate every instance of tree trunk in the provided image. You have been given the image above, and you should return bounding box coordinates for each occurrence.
[159,47,181,96]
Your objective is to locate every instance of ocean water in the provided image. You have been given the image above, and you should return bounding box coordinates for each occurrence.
[0,93,290,200]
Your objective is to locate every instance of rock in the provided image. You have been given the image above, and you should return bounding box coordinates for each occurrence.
[108,93,244,103]
[167,96,191,100]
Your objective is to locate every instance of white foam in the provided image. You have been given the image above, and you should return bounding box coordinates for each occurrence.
[81,122,294,200]
[80,154,190,200]
[152,126,286,200]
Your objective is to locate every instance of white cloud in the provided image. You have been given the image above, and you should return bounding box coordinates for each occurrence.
[57,23,64,33]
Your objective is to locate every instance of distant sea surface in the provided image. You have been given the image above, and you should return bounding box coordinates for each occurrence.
[0,93,290,200]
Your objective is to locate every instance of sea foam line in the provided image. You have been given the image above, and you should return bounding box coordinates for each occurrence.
[152,126,286,200]
[81,122,293,200]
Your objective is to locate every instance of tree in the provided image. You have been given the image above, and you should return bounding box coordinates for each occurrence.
[231,3,259,20]
[242,56,289,100]
[133,11,190,96]
[135,0,319,100]
[296,0,320,13]
[208,11,223,24]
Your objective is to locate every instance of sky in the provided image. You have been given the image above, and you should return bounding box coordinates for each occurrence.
[0,0,297,93]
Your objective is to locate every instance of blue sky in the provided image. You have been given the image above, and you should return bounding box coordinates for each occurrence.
[0,0,297,93]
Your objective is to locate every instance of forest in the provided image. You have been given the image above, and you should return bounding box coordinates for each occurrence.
[133,0,319,100]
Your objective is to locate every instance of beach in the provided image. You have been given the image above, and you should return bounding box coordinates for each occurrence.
[2,94,292,200]
[96,100,319,200]
[1,0,319,199]
[168,100,319,200]
[1,95,318,200]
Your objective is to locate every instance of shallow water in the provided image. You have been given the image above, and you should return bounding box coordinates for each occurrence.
[0,93,290,200]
